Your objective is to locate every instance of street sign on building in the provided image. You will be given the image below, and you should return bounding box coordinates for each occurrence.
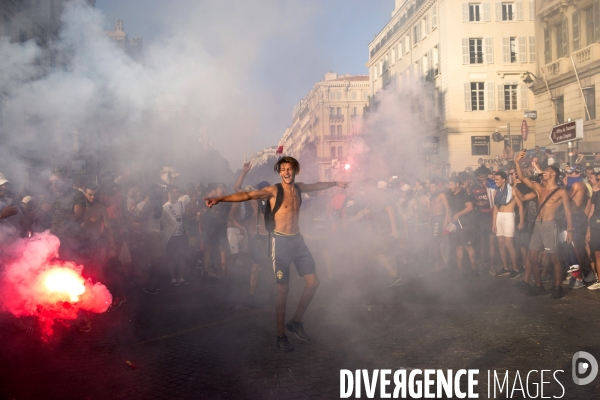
[418,136,439,155]
[549,119,584,145]
[521,120,528,141]
[524,110,537,119]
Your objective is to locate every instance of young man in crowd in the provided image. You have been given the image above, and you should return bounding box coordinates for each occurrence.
[163,185,190,286]
[491,171,524,279]
[0,173,24,239]
[204,156,348,351]
[565,165,591,289]
[515,150,573,299]
[471,169,495,273]
[428,179,450,270]
[447,176,477,275]
[586,171,600,290]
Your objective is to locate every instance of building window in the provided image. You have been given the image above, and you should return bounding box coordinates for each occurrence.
[338,146,343,159]
[554,96,564,123]
[330,125,335,136]
[510,37,517,63]
[586,8,594,46]
[469,38,483,64]
[544,27,551,64]
[337,125,342,138]
[351,91,357,100]
[433,46,440,76]
[504,84,518,110]
[336,107,341,117]
[471,82,485,111]
[584,88,596,120]
[352,107,357,116]
[469,4,481,21]
[329,108,335,117]
[502,3,514,21]
[3,16,12,38]
[331,147,336,159]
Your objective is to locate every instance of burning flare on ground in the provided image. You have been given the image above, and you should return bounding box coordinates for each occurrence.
[0,231,112,339]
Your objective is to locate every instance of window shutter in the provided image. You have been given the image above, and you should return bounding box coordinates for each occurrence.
[595,0,600,42]
[398,42,403,59]
[495,3,503,21]
[502,37,511,63]
[462,3,469,22]
[529,36,536,63]
[516,2,523,21]
[464,83,472,111]
[426,15,431,33]
[462,38,470,64]
[498,84,505,110]
[405,36,410,53]
[518,37,527,63]
[573,12,580,51]
[432,5,438,28]
[485,82,495,110]
[529,0,535,20]
[428,49,433,80]
[520,84,529,109]
[562,17,569,56]
[482,3,491,21]
[485,37,494,63]
[544,28,551,64]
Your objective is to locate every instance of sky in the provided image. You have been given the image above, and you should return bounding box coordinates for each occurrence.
[95,0,394,157]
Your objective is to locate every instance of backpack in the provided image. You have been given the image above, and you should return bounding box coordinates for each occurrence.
[264,183,302,233]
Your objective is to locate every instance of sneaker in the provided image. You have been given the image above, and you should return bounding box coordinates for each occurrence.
[488,268,497,276]
[143,287,158,295]
[526,285,547,296]
[587,281,600,290]
[514,280,530,291]
[568,264,580,273]
[494,268,510,277]
[385,276,403,287]
[171,278,179,286]
[563,276,575,286]
[584,271,597,283]
[508,270,521,280]
[276,334,294,351]
[550,286,563,299]
[285,320,310,341]
[572,279,585,290]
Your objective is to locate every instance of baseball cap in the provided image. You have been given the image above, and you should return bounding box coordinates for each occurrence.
[567,165,582,174]
[377,181,387,189]
[0,173,9,186]
[400,184,411,192]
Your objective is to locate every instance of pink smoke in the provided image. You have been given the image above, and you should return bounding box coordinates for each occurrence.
[0,231,112,338]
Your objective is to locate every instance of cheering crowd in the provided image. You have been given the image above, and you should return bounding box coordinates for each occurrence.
[1,150,600,334]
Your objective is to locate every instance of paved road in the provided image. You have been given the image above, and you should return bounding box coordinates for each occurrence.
[1,267,599,399]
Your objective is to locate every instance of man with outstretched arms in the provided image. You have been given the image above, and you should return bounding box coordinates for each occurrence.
[205,156,349,351]
[515,150,573,299]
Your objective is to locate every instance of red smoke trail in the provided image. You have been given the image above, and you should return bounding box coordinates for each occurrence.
[0,231,112,339]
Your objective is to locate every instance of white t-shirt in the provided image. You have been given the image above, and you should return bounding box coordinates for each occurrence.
[164,201,185,236]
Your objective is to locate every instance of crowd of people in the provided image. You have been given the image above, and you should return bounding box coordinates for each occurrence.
[1,149,600,335]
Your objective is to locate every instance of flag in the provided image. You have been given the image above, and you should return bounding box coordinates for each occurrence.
[276,145,284,155]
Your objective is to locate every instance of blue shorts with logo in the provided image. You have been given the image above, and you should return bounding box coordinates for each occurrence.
[271,232,316,284]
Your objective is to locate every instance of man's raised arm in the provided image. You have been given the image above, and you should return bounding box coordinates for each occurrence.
[233,161,252,192]
[514,150,538,192]
[297,181,350,193]
[205,188,273,208]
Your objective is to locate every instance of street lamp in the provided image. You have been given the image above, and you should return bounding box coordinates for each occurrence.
[522,72,538,90]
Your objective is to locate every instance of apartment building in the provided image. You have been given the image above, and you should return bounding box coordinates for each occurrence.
[367,0,537,170]
[280,72,369,181]
[531,0,600,156]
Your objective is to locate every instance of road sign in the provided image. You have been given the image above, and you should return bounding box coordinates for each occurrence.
[524,110,537,119]
[521,120,529,141]
[549,119,584,144]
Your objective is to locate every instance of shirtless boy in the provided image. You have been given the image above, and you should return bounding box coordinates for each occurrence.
[515,150,573,299]
[205,156,349,351]
[491,171,523,278]
[429,180,450,269]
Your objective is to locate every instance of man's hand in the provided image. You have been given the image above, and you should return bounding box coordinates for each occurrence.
[242,161,252,173]
[0,205,18,219]
[586,229,591,243]
[566,231,573,244]
[391,229,400,240]
[517,221,524,230]
[336,182,351,189]
[452,214,459,222]
[492,224,497,233]
[204,197,221,208]
[515,149,526,162]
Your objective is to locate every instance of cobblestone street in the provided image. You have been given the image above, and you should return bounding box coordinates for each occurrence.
[1,268,600,399]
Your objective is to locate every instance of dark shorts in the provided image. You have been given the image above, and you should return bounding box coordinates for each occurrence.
[249,234,270,266]
[450,226,474,248]
[271,232,316,284]
[515,227,533,249]
[474,212,493,235]
[202,225,229,250]
[590,228,600,255]
[430,215,445,242]
[166,234,188,263]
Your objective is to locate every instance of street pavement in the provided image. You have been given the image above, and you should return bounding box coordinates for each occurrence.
[1,265,600,399]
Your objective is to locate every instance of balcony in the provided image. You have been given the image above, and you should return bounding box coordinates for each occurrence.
[573,43,600,69]
[315,135,346,142]
[541,57,573,78]
[329,114,344,121]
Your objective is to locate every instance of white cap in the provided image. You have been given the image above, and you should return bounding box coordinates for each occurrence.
[377,181,387,189]
[400,184,411,192]
[22,196,32,204]
[0,173,9,186]
[160,166,180,184]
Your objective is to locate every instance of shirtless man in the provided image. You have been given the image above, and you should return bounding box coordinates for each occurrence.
[205,156,349,351]
[429,179,450,269]
[491,171,524,278]
[566,166,590,275]
[515,150,573,299]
